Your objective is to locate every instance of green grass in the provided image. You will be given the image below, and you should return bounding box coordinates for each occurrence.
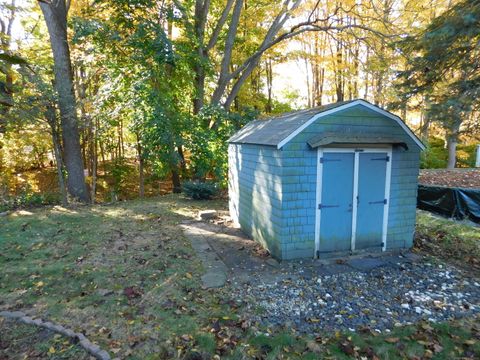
[0,319,91,359]
[415,210,480,269]
[0,197,479,359]
[0,195,232,358]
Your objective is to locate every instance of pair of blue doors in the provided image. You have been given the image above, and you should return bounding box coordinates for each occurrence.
[318,150,389,255]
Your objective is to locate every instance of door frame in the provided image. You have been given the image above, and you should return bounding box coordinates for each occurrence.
[314,146,393,258]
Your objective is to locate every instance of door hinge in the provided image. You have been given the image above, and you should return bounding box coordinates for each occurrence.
[368,199,387,205]
[320,158,341,164]
[318,204,340,209]
[371,156,390,162]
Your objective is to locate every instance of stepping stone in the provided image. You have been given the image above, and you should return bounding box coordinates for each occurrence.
[202,272,226,288]
[198,210,217,220]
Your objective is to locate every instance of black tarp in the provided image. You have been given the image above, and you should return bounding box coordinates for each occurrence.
[417,184,480,223]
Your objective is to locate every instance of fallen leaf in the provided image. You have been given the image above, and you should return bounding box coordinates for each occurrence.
[123,286,142,299]
[433,343,443,353]
[385,337,400,343]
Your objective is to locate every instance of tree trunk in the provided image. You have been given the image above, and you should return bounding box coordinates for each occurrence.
[39,0,90,203]
[446,119,461,169]
[265,57,273,112]
[46,104,68,206]
[91,120,98,203]
[446,135,457,169]
[135,133,145,198]
[192,0,210,114]
[210,0,244,107]
[335,36,344,102]
[0,0,15,133]
[171,168,181,193]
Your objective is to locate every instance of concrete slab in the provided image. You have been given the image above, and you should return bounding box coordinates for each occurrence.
[346,257,388,272]
[181,224,228,289]
[201,272,226,288]
[315,263,354,276]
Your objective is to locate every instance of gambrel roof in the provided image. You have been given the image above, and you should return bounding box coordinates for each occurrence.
[228,99,425,150]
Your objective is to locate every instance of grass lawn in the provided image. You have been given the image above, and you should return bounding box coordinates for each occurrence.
[415,210,480,272]
[0,195,479,359]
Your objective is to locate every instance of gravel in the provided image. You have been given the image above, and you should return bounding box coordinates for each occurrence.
[233,261,480,333]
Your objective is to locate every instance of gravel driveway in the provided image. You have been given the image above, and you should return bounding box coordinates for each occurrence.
[234,260,480,333]
[186,220,480,333]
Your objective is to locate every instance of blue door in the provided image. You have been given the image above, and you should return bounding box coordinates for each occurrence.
[356,152,388,250]
[318,152,354,254]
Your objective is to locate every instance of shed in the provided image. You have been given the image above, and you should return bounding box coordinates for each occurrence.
[228,99,425,260]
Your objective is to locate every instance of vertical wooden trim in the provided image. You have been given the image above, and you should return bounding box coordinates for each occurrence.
[382,146,393,251]
[315,146,391,258]
[314,148,323,258]
[351,152,359,251]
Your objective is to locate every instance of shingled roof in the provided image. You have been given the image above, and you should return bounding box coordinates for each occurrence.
[228,99,425,150]
[228,101,355,147]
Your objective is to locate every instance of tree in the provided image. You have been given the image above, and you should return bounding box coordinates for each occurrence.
[396,0,480,168]
[38,0,89,202]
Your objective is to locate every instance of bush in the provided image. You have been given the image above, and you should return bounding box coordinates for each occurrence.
[457,144,477,168]
[0,190,60,212]
[182,181,218,200]
[420,137,448,169]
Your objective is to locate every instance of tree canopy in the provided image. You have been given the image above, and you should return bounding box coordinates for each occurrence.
[0,0,478,205]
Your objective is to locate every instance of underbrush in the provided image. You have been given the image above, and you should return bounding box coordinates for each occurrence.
[0,191,60,212]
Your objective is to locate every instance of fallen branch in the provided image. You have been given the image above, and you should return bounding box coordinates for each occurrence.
[0,310,110,360]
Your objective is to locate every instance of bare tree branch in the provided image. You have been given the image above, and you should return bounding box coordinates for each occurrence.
[206,0,235,52]
[221,5,395,111]
[210,0,243,105]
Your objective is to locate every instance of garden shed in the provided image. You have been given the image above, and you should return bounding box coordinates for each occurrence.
[228,99,425,260]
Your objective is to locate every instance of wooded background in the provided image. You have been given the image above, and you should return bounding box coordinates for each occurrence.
[0,0,479,206]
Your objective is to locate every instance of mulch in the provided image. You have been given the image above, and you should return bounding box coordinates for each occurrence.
[419,169,480,189]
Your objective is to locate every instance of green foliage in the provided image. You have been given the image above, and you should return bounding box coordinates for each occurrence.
[106,157,133,198]
[457,143,477,168]
[0,52,28,65]
[186,105,255,185]
[0,185,60,212]
[396,0,480,146]
[420,138,448,169]
[420,137,477,168]
[182,181,218,200]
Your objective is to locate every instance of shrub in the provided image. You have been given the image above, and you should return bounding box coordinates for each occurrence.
[0,190,60,212]
[457,144,477,168]
[182,181,218,200]
[420,137,447,169]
